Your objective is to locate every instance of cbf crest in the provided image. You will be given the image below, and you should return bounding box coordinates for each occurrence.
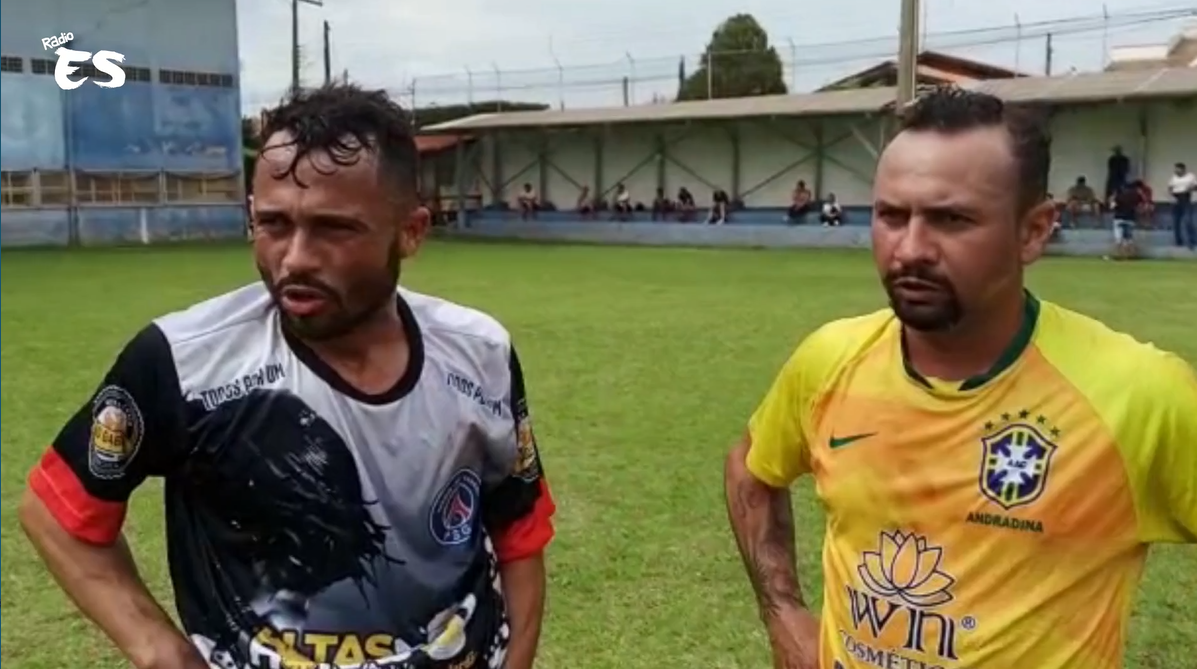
[979,413,1059,510]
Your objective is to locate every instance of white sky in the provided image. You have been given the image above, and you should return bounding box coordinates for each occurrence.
[236,0,1196,113]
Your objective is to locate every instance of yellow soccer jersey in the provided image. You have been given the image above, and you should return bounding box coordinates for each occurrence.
[746,294,1197,669]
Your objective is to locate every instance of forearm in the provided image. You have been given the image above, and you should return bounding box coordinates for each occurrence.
[724,441,807,621]
[499,553,547,669]
[18,490,201,669]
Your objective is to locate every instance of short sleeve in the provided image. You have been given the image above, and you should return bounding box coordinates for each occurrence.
[1138,353,1197,543]
[745,336,823,488]
[481,347,556,563]
[28,324,186,545]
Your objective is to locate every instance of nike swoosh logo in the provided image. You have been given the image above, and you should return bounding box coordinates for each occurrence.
[829,432,877,449]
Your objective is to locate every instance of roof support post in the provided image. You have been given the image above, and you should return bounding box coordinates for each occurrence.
[537,129,549,204]
[490,133,503,206]
[1136,103,1149,184]
[814,120,826,200]
[655,131,667,194]
[726,122,741,200]
[593,127,605,203]
[453,137,467,228]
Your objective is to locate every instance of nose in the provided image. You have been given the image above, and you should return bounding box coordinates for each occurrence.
[279,226,321,278]
[892,216,940,266]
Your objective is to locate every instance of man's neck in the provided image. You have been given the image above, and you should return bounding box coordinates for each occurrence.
[904,292,1028,384]
[304,305,410,394]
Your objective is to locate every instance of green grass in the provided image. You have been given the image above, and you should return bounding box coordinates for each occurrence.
[2,242,1194,669]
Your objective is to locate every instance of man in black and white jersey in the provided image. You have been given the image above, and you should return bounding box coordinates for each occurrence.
[19,84,555,669]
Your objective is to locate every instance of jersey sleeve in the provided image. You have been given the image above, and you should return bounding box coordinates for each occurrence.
[745,333,827,488]
[1136,353,1197,543]
[481,347,556,563]
[27,324,185,546]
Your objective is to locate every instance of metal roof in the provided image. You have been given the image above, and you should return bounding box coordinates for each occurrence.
[421,87,894,133]
[421,67,1197,133]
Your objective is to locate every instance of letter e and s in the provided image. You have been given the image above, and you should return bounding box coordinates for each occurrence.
[53,47,126,90]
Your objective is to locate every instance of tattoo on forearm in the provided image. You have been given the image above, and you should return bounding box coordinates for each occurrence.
[730,475,804,618]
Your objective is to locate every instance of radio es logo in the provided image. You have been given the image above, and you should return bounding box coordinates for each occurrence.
[41,32,127,90]
[839,530,976,667]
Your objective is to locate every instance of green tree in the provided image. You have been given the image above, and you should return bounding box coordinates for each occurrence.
[677,14,787,101]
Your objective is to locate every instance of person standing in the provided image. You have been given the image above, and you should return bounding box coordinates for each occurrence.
[19,84,555,669]
[724,88,1195,669]
[1106,145,1131,200]
[1168,161,1196,250]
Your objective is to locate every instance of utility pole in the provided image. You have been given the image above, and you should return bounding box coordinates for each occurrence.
[291,0,299,90]
[1044,32,1054,76]
[291,0,324,92]
[323,20,331,84]
[896,0,920,110]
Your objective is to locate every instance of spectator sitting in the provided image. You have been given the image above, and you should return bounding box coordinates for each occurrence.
[707,188,729,224]
[612,183,632,221]
[1131,179,1154,228]
[1066,176,1101,226]
[651,188,674,221]
[517,183,538,220]
[821,193,844,226]
[786,180,813,223]
[577,186,595,220]
[676,187,696,222]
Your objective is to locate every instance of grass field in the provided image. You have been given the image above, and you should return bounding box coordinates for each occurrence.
[2,241,1195,669]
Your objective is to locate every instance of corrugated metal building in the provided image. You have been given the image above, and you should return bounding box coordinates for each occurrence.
[0,0,245,247]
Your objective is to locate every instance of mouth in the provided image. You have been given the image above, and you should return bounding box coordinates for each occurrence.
[279,286,331,317]
[891,278,944,301]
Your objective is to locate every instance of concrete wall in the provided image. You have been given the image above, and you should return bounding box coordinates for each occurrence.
[0,0,243,247]
[471,98,1197,210]
[439,220,1195,260]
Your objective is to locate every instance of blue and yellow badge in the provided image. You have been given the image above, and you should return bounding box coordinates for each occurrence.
[979,414,1058,510]
[88,385,144,480]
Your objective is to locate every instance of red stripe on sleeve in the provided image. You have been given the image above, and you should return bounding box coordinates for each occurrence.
[493,479,556,564]
[29,448,127,546]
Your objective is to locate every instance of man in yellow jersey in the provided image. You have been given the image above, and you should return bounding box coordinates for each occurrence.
[724,87,1197,669]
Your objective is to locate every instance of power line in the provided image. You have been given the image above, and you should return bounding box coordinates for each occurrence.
[405,5,1193,86]
[403,10,1191,97]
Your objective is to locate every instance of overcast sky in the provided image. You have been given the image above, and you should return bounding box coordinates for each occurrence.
[236,0,1196,113]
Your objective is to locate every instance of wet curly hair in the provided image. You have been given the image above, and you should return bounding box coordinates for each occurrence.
[258,82,419,196]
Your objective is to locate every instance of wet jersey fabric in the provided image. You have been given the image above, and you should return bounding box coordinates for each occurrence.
[745,294,1197,669]
[31,284,556,669]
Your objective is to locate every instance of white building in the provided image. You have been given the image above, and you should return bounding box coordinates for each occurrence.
[1107,23,1197,71]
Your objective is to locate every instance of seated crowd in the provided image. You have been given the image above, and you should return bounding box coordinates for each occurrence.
[510,179,849,226]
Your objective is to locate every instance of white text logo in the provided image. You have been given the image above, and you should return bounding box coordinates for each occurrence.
[41,34,126,90]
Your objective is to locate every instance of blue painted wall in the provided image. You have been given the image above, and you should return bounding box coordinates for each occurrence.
[0,76,66,169]
[1,0,242,246]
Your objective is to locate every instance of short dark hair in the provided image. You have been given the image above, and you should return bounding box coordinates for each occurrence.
[259,83,418,196]
[1178,162,1188,171]
[900,87,1051,215]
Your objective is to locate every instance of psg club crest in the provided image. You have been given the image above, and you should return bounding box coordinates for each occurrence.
[429,469,481,546]
[979,422,1058,510]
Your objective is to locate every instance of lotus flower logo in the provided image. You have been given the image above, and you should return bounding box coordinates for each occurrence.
[858,530,955,608]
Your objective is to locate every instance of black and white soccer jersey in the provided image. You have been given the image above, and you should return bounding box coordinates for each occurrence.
[31,284,556,669]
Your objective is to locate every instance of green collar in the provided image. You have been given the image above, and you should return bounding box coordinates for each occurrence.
[902,291,1040,391]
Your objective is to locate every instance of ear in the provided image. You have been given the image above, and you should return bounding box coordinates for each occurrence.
[1019,198,1057,265]
[398,205,430,258]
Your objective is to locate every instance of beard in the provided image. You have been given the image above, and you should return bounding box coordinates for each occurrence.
[261,244,401,341]
[882,264,964,332]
